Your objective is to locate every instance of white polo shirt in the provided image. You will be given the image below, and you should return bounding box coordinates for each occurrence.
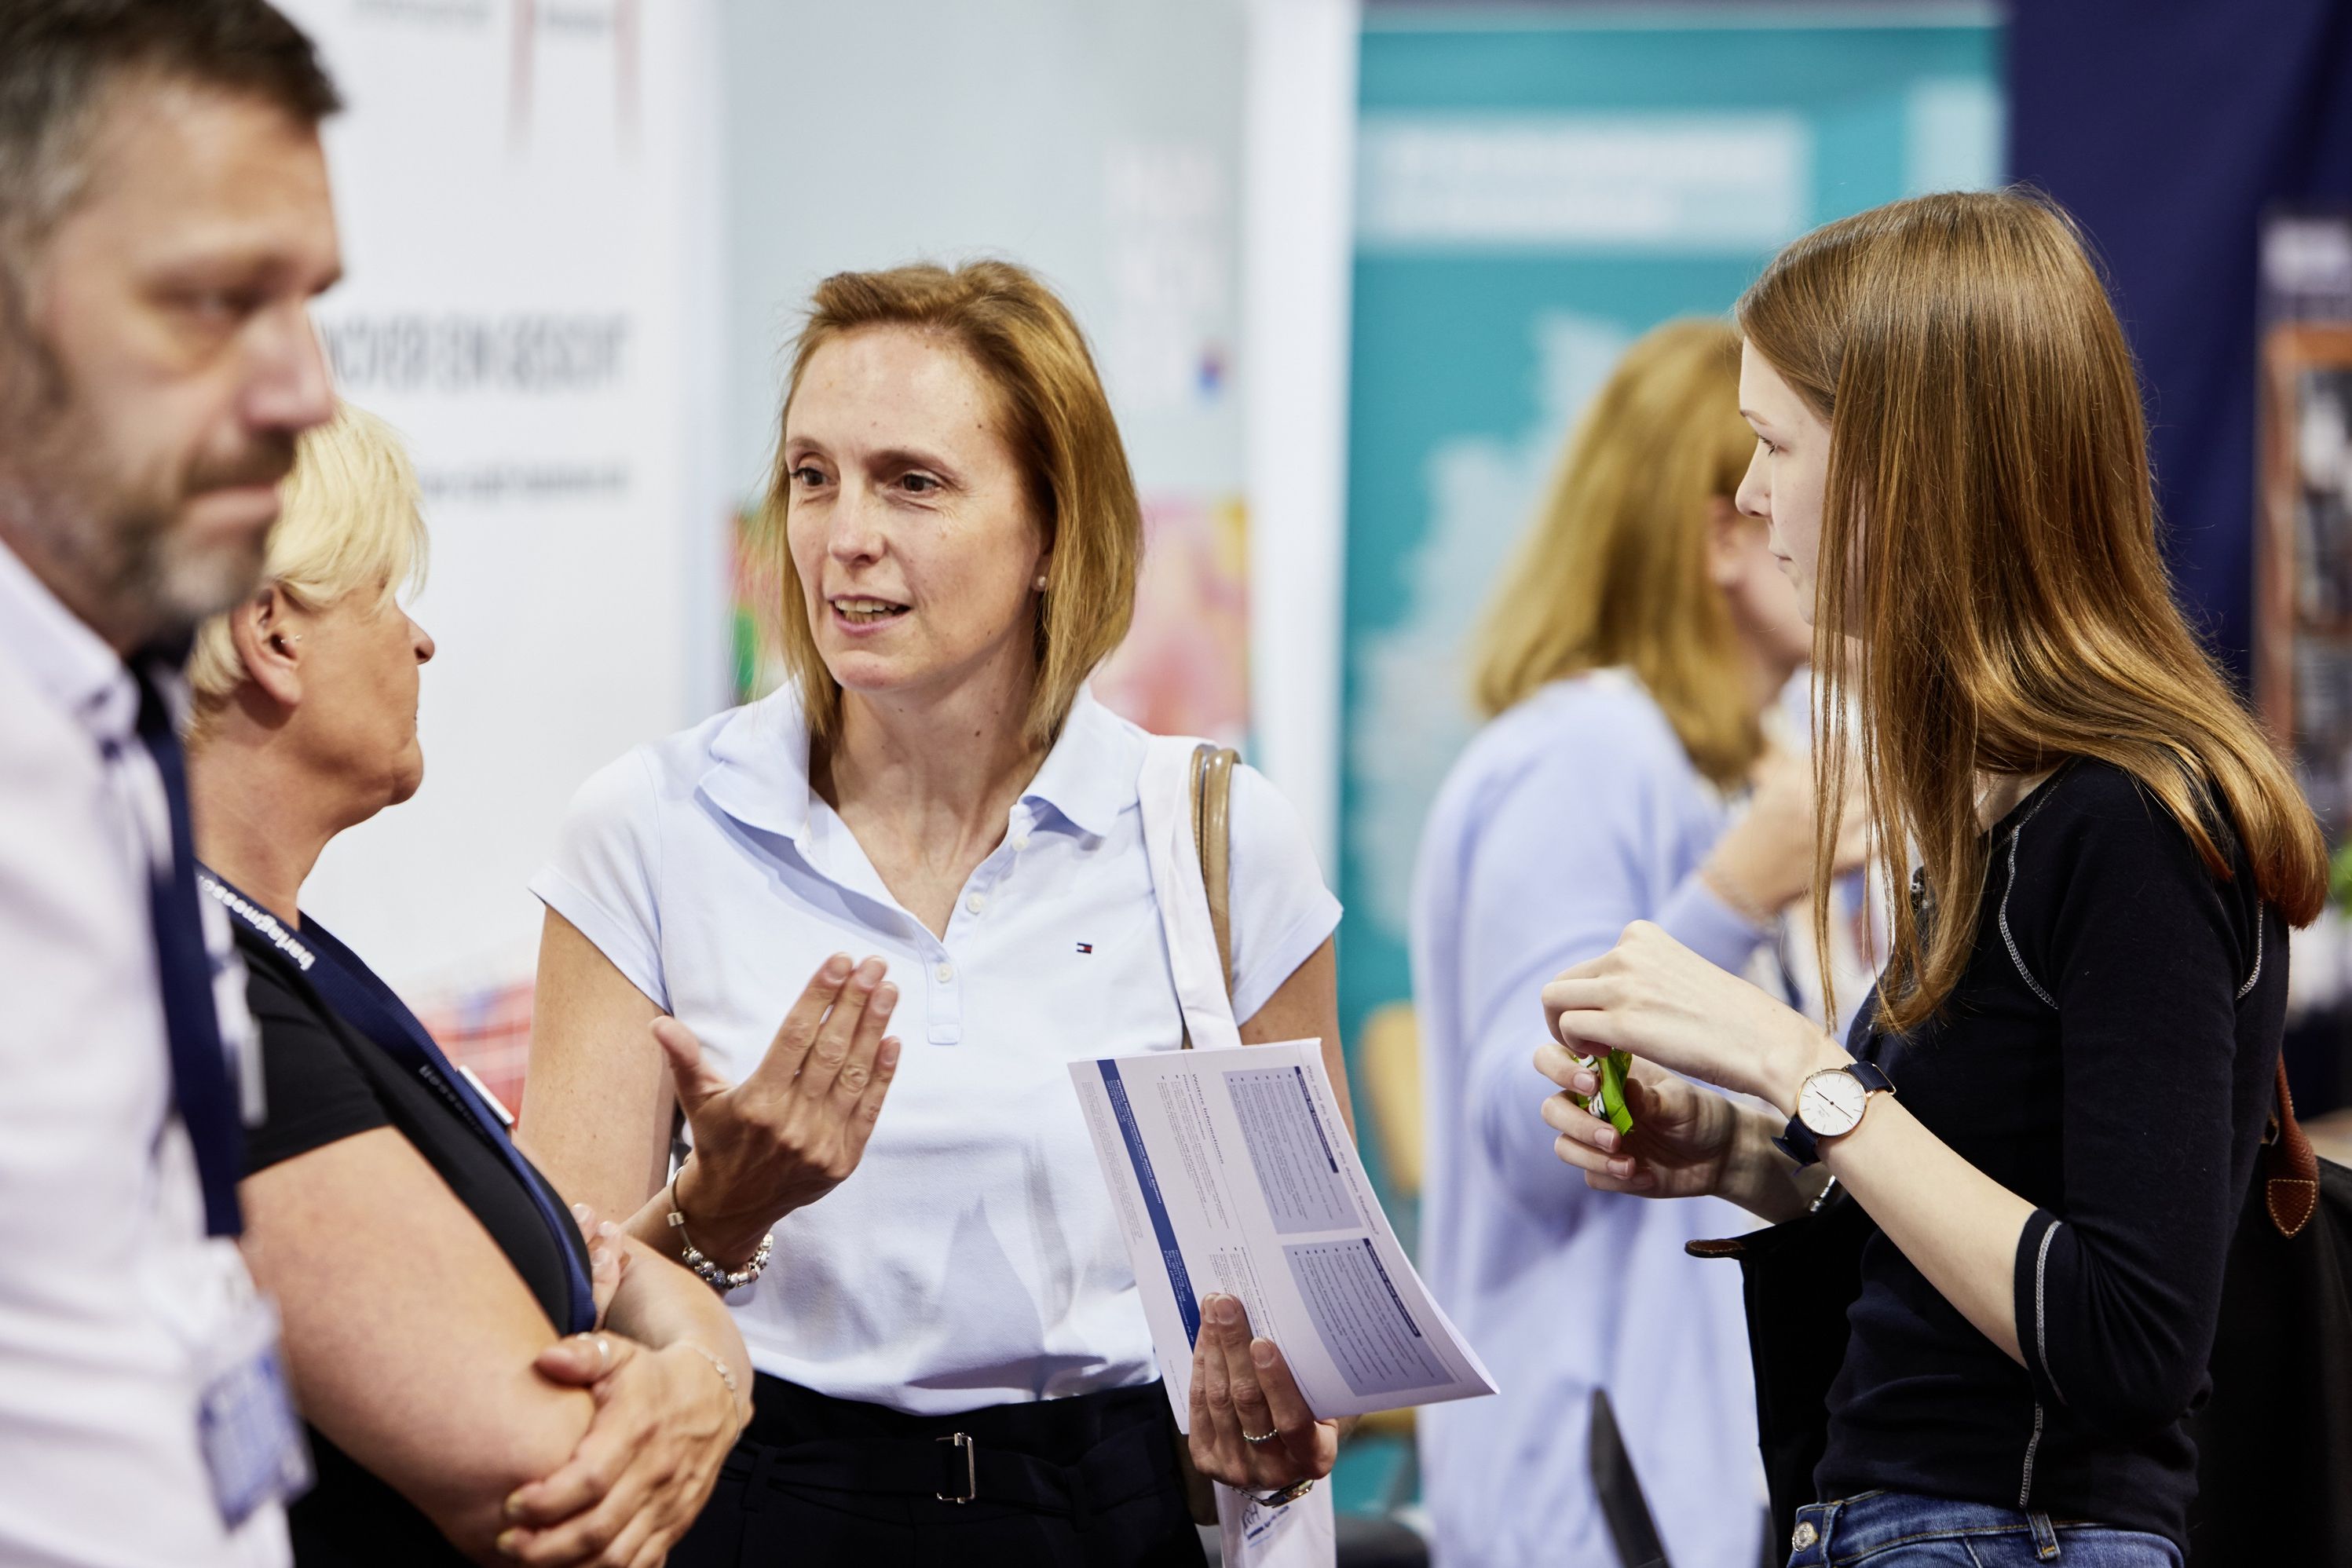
[532,686,1340,1413]
[0,539,287,1567]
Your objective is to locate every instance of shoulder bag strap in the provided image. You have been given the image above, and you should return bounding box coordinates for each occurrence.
[1190,742,1239,1010]
[1140,735,1243,1051]
[2267,1054,2321,1239]
[1138,736,1249,1526]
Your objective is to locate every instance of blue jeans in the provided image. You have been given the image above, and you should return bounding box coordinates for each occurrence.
[1784,1490,2182,1567]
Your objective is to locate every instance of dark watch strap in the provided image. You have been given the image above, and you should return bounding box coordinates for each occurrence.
[1772,1060,1895,1169]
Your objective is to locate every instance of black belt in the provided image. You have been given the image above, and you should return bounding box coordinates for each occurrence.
[727,1395,1173,1530]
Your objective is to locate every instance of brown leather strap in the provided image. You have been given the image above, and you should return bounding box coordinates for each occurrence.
[1172,753,1241,1522]
[1190,744,1237,999]
[2266,1054,2320,1239]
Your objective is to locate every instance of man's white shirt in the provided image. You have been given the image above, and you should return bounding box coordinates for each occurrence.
[0,538,289,1567]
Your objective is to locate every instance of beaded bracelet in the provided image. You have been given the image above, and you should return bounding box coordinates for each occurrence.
[665,1184,774,1295]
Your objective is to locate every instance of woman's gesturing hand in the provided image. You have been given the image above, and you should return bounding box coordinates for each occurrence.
[1539,920,1842,1113]
[1535,1046,1739,1198]
[1187,1294,1337,1495]
[497,1332,746,1568]
[654,954,902,1261]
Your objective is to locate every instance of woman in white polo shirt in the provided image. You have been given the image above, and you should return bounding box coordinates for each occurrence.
[521,261,1345,1567]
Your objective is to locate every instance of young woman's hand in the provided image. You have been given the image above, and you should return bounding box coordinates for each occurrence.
[1540,920,1845,1113]
[497,1333,745,1568]
[1186,1294,1337,1495]
[653,954,902,1263]
[1534,1046,1740,1199]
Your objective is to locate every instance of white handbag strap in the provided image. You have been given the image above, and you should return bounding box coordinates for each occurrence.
[1139,734,1242,1052]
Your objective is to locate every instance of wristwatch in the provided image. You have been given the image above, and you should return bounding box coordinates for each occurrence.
[1772,1060,1895,1168]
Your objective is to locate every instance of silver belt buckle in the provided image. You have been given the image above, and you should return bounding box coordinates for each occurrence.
[936,1431,977,1504]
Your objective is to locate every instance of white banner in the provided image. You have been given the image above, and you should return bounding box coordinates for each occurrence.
[276,0,726,1020]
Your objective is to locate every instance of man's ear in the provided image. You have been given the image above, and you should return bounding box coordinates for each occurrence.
[227,584,303,709]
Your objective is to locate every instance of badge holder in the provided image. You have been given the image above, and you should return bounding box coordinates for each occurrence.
[192,1291,312,1528]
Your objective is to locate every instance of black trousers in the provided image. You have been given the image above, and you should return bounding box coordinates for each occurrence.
[669,1373,1208,1568]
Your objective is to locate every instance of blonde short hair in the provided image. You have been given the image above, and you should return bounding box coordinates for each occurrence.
[187,400,427,726]
[1471,317,1761,786]
[769,261,1142,749]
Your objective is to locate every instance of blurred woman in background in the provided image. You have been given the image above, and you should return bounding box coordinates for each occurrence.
[1413,318,1864,1568]
[185,404,751,1567]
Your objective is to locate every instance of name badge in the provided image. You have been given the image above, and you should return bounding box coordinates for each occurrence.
[195,1296,311,1527]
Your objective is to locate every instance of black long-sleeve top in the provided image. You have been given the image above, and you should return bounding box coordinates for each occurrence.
[1815,760,2286,1551]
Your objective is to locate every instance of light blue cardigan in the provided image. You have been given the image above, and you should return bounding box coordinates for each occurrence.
[1412,670,1770,1568]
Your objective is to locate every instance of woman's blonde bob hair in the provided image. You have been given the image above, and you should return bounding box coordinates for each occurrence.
[187,400,427,733]
[769,261,1142,748]
[1472,317,1763,787]
[1739,188,2327,1032]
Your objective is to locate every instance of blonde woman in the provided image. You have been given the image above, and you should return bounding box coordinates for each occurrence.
[1539,192,2326,1566]
[184,404,752,1567]
[521,262,1348,1566]
[1414,319,1861,1568]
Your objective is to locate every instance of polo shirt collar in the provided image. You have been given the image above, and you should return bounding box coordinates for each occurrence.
[696,683,1139,846]
[1020,687,1136,839]
[699,685,815,842]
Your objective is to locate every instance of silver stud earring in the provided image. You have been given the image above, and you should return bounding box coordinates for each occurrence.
[1033,575,1048,590]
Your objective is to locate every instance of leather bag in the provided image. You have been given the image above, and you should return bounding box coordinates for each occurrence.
[2182,1061,2352,1566]
[1690,1058,2352,1555]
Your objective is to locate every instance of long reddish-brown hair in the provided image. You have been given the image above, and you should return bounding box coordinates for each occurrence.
[1738,190,2326,1032]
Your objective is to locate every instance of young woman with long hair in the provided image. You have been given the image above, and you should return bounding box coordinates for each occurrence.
[1534,189,2326,1568]
[1414,318,1860,1568]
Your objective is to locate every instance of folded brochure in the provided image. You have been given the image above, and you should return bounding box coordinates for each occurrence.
[1069,1039,1497,1426]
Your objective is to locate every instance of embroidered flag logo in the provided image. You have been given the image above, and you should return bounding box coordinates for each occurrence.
[1075,942,1094,954]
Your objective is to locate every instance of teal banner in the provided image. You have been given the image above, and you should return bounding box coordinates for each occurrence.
[1338,14,2004,1126]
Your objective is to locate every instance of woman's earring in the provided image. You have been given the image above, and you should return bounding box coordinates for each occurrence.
[1033,574,1048,591]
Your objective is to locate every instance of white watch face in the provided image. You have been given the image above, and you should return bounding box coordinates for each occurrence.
[1798,1069,1868,1139]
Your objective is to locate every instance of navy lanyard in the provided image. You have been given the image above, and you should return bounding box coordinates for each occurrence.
[132,664,245,1238]
[199,869,597,1334]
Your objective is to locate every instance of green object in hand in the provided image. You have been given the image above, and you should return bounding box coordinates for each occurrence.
[1596,1050,1635,1136]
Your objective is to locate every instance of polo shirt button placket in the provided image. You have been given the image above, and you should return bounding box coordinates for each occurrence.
[925,945,962,1045]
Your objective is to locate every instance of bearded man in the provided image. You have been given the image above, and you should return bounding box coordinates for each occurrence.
[0,4,342,1563]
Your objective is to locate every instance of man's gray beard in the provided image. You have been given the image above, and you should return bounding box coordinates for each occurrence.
[0,326,269,649]
[127,491,273,635]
